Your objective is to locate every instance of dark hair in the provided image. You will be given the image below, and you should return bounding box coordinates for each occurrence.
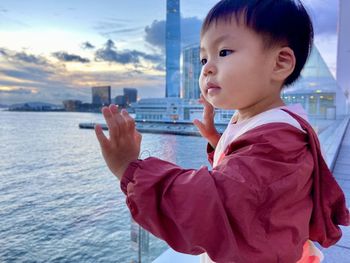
[201,0,314,86]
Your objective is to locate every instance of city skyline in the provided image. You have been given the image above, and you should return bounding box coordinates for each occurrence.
[0,0,339,105]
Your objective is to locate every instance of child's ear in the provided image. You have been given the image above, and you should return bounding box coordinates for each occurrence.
[271,47,296,83]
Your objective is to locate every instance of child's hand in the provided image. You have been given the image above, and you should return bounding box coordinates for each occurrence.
[95,104,142,180]
[193,94,221,148]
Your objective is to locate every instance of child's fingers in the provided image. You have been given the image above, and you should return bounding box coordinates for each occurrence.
[200,95,215,114]
[94,124,110,149]
[102,106,119,138]
[120,109,136,134]
[109,104,127,141]
[134,130,142,145]
[203,106,215,120]
[200,94,212,107]
[193,119,205,133]
[110,103,119,114]
[109,104,124,126]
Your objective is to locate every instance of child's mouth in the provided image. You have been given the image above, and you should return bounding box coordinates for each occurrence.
[207,85,221,95]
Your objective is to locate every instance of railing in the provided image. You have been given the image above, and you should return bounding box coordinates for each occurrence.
[317,115,350,171]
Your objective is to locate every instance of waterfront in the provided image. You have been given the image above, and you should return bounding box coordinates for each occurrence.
[0,111,210,263]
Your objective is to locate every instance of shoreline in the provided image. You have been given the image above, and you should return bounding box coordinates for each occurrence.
[79,121,228,136]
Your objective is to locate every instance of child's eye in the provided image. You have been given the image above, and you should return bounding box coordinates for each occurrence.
[200,58,207,65]
[219,49,233,57]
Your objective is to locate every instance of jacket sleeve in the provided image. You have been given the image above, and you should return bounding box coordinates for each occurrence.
[206,143,215,166]
[120,124,314,263]
[120,156,258,262]
[206,132,223,167]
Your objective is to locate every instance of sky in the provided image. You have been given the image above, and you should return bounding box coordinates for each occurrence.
[0,0,339,105]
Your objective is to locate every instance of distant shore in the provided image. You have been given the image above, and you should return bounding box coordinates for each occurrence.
[79,121,227,136]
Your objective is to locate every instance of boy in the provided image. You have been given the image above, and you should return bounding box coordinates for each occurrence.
[95,0,349,262]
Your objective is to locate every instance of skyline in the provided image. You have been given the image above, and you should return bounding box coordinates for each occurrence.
[0,0,339,105]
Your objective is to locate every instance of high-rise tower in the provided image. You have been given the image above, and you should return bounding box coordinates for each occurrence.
[337,0,350,114]
[166,0,181,98]
[92,86,111,106]
[182,44,201,99]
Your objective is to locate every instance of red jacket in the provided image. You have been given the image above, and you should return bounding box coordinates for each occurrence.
[120,108,349,263]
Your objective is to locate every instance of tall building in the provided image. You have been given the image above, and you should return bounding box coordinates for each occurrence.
[114,95,127,107]
[182,44,201,99]
[337,0,350,114]
[92,86,111,106]
[123,88,138,104]
[166,0,181,98]
[63,100,82,111]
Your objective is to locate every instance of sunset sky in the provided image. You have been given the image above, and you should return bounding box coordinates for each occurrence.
[0,0,339,105]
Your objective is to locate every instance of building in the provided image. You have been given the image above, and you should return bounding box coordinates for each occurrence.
[336,0,350,114]
[92,86,111,106]
[132,97,233,123]
[283,45,346,119]
[114,95,127,107]
[166,0,181,98]
[10,102,63,111]
[63,100,82,111]
[123,88,137,105]
[182,44,201,99]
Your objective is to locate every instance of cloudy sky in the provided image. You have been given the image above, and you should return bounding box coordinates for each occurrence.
[0,0,339,105]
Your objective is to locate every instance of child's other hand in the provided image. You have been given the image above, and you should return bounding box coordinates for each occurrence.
[95,104,142,180]
[193,94,221,148]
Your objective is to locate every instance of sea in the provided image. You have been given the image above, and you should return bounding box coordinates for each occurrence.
[0,110,210,263]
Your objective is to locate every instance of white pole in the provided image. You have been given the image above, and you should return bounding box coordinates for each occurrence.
[336,0,350,115]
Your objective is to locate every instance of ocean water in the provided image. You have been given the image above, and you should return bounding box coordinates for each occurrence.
[0,111,209,263]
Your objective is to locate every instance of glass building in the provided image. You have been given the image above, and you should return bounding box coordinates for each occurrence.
[123,88,138,105]
[336,0,350,114]
[182,44,201,99]
[283,46,346,119]
[166,0,181,98]
[91,86,111,106]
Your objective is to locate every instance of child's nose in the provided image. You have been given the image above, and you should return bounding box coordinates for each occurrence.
[202,61,217,76]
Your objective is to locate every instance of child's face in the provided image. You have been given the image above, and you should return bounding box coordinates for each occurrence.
[199,18,281,110]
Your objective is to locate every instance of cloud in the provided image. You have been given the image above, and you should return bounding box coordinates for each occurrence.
[0,45,165,105]
[14,52,48,65]
[303,0,337,35]
[144,19,166,51]
[0,48,49,65]
[0,48,7,56]
[181,17,203,46]
[52,51,90,63]
[0,68,53,83]
[144,16,203,52]
[0,87,37,95]
[0,48,84,104]
[81,41,95,49]
[152,64,166,72]
[95,39,163,65]
[0,68,89,105]
[94,18,143,38]
[94,18,132,30]
[105,27,143,35]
